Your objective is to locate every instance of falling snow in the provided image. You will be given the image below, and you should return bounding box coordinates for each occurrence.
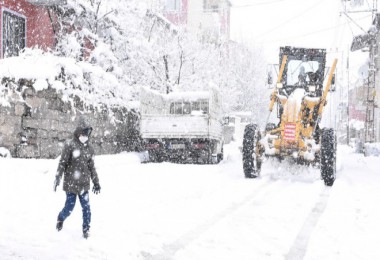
[73,150,81,158]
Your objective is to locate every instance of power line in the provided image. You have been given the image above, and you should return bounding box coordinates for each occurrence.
[253,0,327,40]
[255,14,371,44]
[342,12,368,33]
[164,0,292,14]
[231,0,289,8]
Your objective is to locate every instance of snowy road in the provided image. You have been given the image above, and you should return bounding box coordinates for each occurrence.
[1,143,380,260]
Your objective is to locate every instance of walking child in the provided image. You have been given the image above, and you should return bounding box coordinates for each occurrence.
[54,116,101,238]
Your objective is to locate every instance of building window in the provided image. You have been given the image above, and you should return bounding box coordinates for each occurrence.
[165,0,181,11]
[2,10,26,58]
[204,0,219,12]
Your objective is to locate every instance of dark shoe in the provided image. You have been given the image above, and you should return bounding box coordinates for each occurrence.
[56,220,63,231]
[83,229,90,239]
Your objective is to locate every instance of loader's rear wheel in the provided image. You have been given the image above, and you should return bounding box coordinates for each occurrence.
[321,128,336,186]
[242,124,262,178]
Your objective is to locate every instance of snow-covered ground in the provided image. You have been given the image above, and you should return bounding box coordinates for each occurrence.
[0,142,379,260]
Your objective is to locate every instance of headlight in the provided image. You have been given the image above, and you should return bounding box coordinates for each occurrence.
[276,83,283,89]
[308,85,316,92]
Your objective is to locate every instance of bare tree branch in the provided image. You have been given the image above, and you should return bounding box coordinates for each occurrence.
[163,55,170,93]
[148,17,157,42]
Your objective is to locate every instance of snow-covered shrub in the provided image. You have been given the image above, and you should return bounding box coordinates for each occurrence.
[56,32,83,60]
[364,143,380,157]
[0,49,129,110]
[0,147,11,158]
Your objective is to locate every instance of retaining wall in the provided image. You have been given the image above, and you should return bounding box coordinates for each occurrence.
[0,79,141,158]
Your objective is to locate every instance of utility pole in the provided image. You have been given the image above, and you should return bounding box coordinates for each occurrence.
[342,0,378,146]
[364,37,376,143]
[347,49,350,145]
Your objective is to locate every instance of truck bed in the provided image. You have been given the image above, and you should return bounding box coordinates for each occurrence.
[140,115,222,140]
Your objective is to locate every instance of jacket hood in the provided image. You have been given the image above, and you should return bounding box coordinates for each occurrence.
[74,116,93,139]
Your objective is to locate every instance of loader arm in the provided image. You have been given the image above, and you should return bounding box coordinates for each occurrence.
[269,55,288,112]
[298,58,338,138]
[317,58,338,117]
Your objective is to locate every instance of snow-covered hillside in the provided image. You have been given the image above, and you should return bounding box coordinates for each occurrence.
[1,143,379,260]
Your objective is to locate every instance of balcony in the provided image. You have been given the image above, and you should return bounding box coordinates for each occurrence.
[27,0,66,6]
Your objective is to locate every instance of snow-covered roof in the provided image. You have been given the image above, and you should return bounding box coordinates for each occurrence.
[141,86,211,102]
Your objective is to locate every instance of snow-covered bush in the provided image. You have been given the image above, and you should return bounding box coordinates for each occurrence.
[364,143,380,157]
[0,49,128,109]
[0,147,11,158]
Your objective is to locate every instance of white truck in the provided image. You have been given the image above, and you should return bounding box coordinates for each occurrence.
[140,86,224,163]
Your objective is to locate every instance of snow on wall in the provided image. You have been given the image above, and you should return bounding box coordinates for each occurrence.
[0,84,140,158]
[0,82,140,158]
[0,49,141,158]
[0,49,133,108]
[0,146,11,157]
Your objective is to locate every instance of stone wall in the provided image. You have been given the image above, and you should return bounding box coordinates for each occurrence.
[0,79,141,158]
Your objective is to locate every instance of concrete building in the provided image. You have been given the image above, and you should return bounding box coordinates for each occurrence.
[163,0,188,25]
[351,13,380,142]
[0,0,65,58]
[186,0,230,42]
[143,0,231,42]
[373,14,380,142]
[349,85,367,121]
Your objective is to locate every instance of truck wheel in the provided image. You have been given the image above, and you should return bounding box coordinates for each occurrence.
[148,150,157,162]
[321,128,336,186]
[206,141,216,164]
[157,153,165,163]
[217,146,224,163]
[242,124,261,178]
[148,150,164,163]
[203,148,212,164]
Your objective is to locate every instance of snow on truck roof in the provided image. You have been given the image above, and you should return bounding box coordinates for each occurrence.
[166,91,210,101]
[141,86,212,101]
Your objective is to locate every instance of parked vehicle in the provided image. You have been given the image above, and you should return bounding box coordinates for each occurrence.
[140,86,224,163]
[223,111,254,145]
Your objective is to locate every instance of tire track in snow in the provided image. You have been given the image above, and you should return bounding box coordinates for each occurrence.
[285,187,331,260]
[141,179,279,260]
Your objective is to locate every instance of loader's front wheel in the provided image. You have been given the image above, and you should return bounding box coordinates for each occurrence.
[242,124,262,178]
[321,128,337,186]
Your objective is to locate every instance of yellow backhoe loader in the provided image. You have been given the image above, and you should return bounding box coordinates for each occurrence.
[242,46,338,186]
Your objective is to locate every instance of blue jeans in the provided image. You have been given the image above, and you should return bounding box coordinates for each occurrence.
[58,191,91,231]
